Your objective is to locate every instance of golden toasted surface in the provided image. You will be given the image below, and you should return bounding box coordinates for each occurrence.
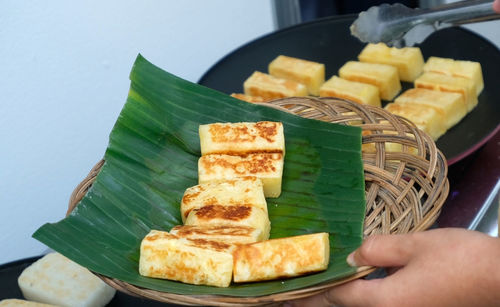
[243,71,307,100]
[180,177,267,222]
[199,121,285,156]
[170,225,262,244]
[385,103,446,140]
[233,232,330,282]
[268,55,325,96]
[358,43,424,82]
[230,93,267,103]
[0,300,57,307]
[319,75,381,107]
[139,230,233,287]
[198,153,284,198]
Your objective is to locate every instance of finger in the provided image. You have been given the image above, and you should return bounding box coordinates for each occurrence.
[348,234,415,267]
[494,0,500,13]
[286,279,381,307]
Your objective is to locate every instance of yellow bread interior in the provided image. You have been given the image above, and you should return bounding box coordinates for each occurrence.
[233,232,330,282]
[385,103,446,140]
[230,93,267,103]
[199,121,285,156]
[395,88,466,130]
[184,205,271,241]
[198,153,284,198]
[268,55,325,96]
[180,177,267,223]
[170,225,262,245]
[414,72,477,112]
[139,230,233,287]
[243,71,307,100]
[423,56,484,95]
[361,129,418,155]
[339,61,401,100]
[358,43,424,82]
[319,75,381,107]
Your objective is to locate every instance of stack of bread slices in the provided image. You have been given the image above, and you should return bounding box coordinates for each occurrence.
[139,121,329,287]
[232,44,484,142]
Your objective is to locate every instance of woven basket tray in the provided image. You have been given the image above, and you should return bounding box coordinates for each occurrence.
[68,97,449,306]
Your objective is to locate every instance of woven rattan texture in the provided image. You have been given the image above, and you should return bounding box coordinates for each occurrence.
[68,97,449,306]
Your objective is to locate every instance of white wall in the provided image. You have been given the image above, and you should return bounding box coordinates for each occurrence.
[0,0,274,264]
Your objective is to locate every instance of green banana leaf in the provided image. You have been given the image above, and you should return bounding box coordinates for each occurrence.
[33,54,366,296]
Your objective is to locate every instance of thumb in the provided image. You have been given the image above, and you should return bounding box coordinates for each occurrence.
[347,233,416,267]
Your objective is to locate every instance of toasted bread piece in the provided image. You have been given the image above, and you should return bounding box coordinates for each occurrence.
[423,56,484,95]
[181,177,267,222]
[243,71,307,100]
[0,299,57,307]
[198,153,284,198]
[230,93,267,103]
[199,121,285,156]
[139,230,233,287]
[233,232,330,282]
[395,88,466,130]
[268,55,325,96]
[17,253,115,307]
[170,225,262,245]
[385,103,446,140]
[358,43,424,82]
[319,76,381,107]
[339,61,401,100]
[184,205,271,241]
[414,72,477,112]
[361,129,418,155]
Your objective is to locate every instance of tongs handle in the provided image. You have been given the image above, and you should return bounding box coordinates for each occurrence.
[409,0,499,26]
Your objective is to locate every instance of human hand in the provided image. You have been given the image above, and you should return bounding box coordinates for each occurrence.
[494,0,500,13]
[286,228,500,307]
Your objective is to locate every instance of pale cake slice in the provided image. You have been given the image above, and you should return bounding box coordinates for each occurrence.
[268,55,325,96]
[230,93,267,103]
[358,43,424,82]
[184,205,271,241]
[199,121,285,156]
[170,225,262,245]
[414,72,477,112]
[385,103,446,140]
[139,230,233,287]
[423,56,484,95]
[395,88,467,130]
[180,177,267,223]
[319,75,381,107]
[0,300,57,307]
[198,153,284,198]
[339,61,401,100]
[233,232,330,282]
[17,253,115,307]
[243,71,308,100]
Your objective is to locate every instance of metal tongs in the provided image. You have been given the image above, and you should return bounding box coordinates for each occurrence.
[350,0,500,47]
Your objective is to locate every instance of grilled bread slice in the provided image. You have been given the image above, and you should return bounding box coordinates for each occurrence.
[180,177,267,223]
[199,121,285,156]
[339,61,401,100]
[170,225,262,245]
[358,43,424,82]
[268,55,325,96]
[319,75,381,107]
[233,232,330,282]
[198,153,284,198]
[385,103,446,140]
[184,205,271,241]
[17,253,115,307]
[243,71,307,100]
[230,93,267,103]
[414,72,477,112]
[139,230,234,287]
[423,56,484,95]
[395,88,466,130]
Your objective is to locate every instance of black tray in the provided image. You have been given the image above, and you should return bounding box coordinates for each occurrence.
[198,15,500,165]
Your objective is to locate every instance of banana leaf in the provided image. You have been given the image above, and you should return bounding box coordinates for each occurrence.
[33,54,366,296]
